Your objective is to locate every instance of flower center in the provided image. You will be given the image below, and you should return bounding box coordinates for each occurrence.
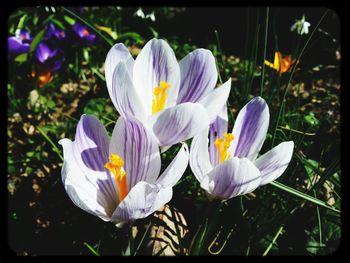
[214,132,234,163]
[152,81,171,114]
[38,71,53,87]
[105,154,128,202]
[82,29,90,37]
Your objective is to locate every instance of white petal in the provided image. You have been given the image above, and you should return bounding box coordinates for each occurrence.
[198,78,231,123]
[231,96,270,161]
[148,102,210,147]
[59,138,113,221]
[111,181,172,222]
[110,62,147,122]
[177,49,217,103]
[200,157,261,200]
[105,43,134,93]
[156,143,189,187]
[255,141,294,186]
[189,128,213,183]
[109,116,161,189]
[133,38,180,115]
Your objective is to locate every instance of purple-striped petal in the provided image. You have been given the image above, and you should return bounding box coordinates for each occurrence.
[59,115,119,220]
[200,157,261,200]
[198,78,231,123]
[189,128,213,182]
[231,97,270,161]
[156,143,189,187]
[208,104,228,167]
[111,181,172,222]
[149,102,210,147]
[177,49,218,103]
[110,62,147,122]
[60,138,112,221]
[255,141,294,186]
[105,43,134,92]
[109,116,161,190]
[133,38,180,114]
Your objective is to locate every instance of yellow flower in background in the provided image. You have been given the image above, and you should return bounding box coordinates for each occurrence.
[264,51,296,74]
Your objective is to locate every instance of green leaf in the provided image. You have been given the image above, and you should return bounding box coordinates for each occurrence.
[14,53,28,63]
[29,29,46,52]
[17,14,27,29]
[83,242,100,256]
[304,112,320,126]
[51,18,65,29]
[64,15,76,26]
[46,99,56,109]
[26,151,35,157]
[149,26,159,38]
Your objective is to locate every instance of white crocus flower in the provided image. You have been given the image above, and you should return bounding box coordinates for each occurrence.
[59,115,189,225]
[291,15,311,35]
[105,38,231,148]
[190,97,294,201]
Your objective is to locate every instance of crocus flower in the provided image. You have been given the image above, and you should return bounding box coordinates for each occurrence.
[72,22,96,43]
[33,42,63,87]
[8,29,31,57]
[35,42,58,63]
[264,51,296,74]
[59,114,189,224]
[291,15,311,35]
[46,23,66,40]
[190,97,294,201]
[105,38,231,148]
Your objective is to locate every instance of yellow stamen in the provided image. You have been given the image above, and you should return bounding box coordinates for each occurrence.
[105,154,128,202]
[82,29,90,37]
[214,132,234,163]
[152,81,171,114]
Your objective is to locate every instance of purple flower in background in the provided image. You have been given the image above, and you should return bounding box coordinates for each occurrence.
[190,97,294,201]
[46,23,66,40]
[8,29,31,57]
[32,42,64,87]
[36,42,58,64]
[59,115,189,225]
[72,22,96,43]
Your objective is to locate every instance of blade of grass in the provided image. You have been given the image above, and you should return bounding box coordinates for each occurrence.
[83,242,100,256]
[260,7,269,97]
[37,126,63,161]
[91,67,106,81]
[271,9,329,147]
[270,181,340,214]
[134,221,152,256]
[262,225,284,256]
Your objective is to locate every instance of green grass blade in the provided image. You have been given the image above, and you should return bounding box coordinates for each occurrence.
[37,126,63,161]
[270,181,340,214]
[83,242,100,256]
[271,9,329,147]
[260,7,269,97]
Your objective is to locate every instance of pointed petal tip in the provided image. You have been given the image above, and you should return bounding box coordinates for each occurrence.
[58,138,71,146]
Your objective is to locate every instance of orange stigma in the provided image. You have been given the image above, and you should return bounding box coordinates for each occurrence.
[105,154,128,202]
